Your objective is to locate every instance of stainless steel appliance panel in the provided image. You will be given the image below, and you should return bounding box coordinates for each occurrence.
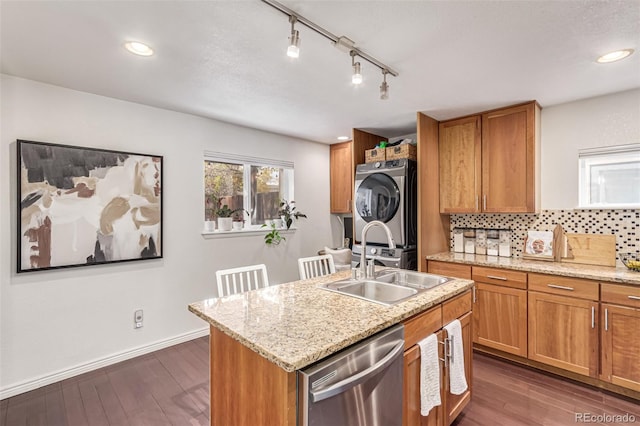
[298,324,404,426]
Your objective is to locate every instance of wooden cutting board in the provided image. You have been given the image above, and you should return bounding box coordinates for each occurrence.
[561,233,616,267]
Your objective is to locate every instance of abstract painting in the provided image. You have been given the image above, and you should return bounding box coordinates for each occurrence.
[17,140,163,272]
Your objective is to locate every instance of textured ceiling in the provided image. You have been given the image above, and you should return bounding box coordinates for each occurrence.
[1,0,639,143]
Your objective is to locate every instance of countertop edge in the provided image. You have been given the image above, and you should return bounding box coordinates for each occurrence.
[426,252,640,285]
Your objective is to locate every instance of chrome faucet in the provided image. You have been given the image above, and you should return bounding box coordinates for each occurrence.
[360,220,396,279]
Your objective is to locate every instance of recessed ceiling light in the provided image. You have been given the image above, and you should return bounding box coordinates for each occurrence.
[124,41,154,57]
[337,136,349,141]
[596,49,634,63]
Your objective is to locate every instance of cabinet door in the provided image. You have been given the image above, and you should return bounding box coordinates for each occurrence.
[444,312,472,426]
[473,283,527,356]
[330,141,353,213]
[403,330,445,426]
[438,116,481,213]
[528,291,598,377]
[601,303,640,392]
[481,102,537,213]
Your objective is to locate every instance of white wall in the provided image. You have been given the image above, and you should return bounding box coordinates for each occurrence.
[0,75,336,397]
[540,89,640,209]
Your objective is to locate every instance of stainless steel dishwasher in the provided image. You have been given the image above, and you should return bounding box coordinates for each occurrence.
[298,324,404,426]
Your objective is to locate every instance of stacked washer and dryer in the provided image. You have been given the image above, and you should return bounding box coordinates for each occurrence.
[351,158,418,270]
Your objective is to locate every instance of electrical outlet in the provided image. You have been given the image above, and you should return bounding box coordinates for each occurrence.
[134,309,143,329]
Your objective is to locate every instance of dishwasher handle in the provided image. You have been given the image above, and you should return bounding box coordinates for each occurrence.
[310,340,404,403]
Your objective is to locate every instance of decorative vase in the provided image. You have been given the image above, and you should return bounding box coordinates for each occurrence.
[217,217,232,232]
[204,220,216,232]
[232,221,243,231]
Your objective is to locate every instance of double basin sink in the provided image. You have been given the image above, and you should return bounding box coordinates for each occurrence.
[319,269,452,306]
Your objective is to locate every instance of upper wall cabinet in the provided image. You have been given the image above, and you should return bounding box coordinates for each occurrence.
[329,129,383,214]
[330,141,353,213]
[439,116,482,213]
[439,101,540,213]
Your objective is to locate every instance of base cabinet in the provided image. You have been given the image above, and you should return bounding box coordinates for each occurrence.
[472,267,527,357]
[403,291,473,426]
[600,283,640,392]
[528,291,598,377]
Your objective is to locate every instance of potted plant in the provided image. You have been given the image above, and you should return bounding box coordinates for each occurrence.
[215,198,244,232]
[278,199,307,230]
[232,210,249,231]
[262,222,285,245]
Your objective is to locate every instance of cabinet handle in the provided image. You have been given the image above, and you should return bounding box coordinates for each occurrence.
[604,308,609,331]
[472,286,477,303]
[475,196,479,211]
[439,340,447,364]
[547,284,574,291]
[591,306,595,329]
[487,275,508,281]
[448,336,454,364]
[628,295,640,301]
[483,194,487,210]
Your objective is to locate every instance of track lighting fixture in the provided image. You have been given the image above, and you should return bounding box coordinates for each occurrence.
[287,15,300,58]
[380,70,389,100]
[351,51,363,85]
[263,0,398,99]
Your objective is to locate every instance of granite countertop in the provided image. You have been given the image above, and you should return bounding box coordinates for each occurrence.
[426,252,640,285]
[188,269,474,372]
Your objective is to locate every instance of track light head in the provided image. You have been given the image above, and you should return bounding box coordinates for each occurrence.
[380,70,389,100]
[287,15,300,58]
[351,51,363,85]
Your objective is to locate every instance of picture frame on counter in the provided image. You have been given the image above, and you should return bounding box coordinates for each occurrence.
[17,139,163,273]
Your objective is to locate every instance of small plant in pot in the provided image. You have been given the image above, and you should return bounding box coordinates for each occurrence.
[278,199,307,230]
[215,198,244,232]
[262,222,285,245]
[232,210,249,231]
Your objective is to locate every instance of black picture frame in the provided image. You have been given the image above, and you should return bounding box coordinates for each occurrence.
[17,139,163,273]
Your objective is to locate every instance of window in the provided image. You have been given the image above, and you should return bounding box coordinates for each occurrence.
[578,144,640,208]
[204,152,294,228]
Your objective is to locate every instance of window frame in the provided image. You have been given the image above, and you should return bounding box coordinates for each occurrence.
[578,144,640,209]
[203,151,295,236]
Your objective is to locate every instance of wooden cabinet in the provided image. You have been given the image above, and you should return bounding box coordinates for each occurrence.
[439,116,481,213]
[438,101,540,214]
[472,267,528,357]
[403,291,473,426]
[329,129,383,214]
[330,141,353,213]
[404,305,444,426]
[528,273,599,377]
[427,261,471,280]
[481,102,539,213]
[600,284,640,392]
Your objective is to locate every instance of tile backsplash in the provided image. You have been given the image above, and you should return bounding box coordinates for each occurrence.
[450,209,638,264]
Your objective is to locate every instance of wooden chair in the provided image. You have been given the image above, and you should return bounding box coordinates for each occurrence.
[215,264,269,297]
[298,255,336,280]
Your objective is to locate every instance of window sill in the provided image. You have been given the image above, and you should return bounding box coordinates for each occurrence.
[574,204,640,210]
[201,227,297,239]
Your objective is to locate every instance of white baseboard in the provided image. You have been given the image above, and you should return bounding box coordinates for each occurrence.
[0,327,209,400]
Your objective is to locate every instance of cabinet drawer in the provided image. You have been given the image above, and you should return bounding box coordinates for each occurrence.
[428,261,471,280]
[443,290,472,325]
[529,273,598,300]
[601,283,640,308]
[472,266,527,290]
[403,305,442,350]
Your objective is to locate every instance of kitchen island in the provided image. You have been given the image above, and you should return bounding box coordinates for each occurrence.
[189,269,474,425]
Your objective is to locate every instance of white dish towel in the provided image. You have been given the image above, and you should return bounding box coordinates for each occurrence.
[417,333,441,416]
[444,319,468,395]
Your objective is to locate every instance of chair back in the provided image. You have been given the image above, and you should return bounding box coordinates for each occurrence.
[298,255,336,280]
[216,264,269,297]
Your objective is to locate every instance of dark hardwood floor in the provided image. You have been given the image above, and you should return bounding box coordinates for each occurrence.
[2,336,638,425]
